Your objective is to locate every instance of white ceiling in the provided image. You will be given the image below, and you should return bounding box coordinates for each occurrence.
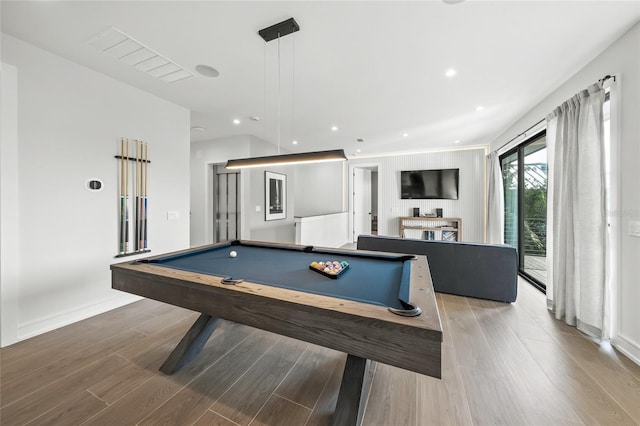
[2,1,639,157]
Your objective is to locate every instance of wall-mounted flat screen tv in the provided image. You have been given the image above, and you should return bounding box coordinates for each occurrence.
[401,169,459,199]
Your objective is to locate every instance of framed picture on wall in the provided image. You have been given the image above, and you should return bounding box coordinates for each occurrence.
[265,171,286,221]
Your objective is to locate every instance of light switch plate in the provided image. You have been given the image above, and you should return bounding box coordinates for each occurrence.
[167,211,179,221]
[629,220,640,237]
[256,205,261,212]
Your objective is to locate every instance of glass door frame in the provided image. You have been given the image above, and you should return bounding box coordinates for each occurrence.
[500,130,547,293]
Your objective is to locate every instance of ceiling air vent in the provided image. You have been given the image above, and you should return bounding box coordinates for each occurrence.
[89,27,194,83]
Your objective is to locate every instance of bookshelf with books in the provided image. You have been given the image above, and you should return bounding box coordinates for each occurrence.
[398,216,462,241]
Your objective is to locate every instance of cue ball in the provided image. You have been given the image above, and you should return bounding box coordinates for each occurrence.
[230,251,237,258]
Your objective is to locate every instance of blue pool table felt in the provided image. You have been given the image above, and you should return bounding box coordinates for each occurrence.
[147,242,412,309]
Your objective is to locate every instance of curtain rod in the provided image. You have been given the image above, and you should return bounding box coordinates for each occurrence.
[496,118,545,153]
[496,74,614,153]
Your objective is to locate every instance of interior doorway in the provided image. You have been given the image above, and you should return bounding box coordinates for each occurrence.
[350,164,379,243]
[212,164,241,242]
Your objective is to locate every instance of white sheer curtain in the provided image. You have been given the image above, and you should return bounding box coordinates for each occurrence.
[546,82,609,338]
[486,151,504,244]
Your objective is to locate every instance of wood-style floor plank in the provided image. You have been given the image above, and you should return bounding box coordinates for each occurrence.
[0,320,100,368]
[1,328,144,407]
[0,324,109,383]
[250,394,312,426]
[210,337,307,425]
[362,362,416,426]
[1,354,129,426]
[83,321,256,425]
[465,298,584,425]
[559,333,640,420]
[442,293,582,426]
[274,345,344,409]
[132,302,196,336]
[415,295,473,426]
[85,356,156,405]
[115,311,199,361]
[521,336,637,425]
[304,357,344,426]
[138,329,276,426]
[2,278,640,426]
[497,283,640,420]
[193,410,239,426]
[25,390,107,426]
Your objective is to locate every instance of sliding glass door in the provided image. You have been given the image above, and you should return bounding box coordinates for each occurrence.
[502,152,519,250]
[500,132,547,290]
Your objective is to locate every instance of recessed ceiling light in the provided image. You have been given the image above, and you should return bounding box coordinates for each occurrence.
[292,140,298,145]
[454,140,461,144]
[445,68,457,77]
[403,133,409,138]
[196,64,220,78]
[190,126,206,132]
[476,106,485,111]
[331,125,339,132]
[233,118,241,125]
[442,0,465,4]
[356,149,361,153]
[250,116,260,121]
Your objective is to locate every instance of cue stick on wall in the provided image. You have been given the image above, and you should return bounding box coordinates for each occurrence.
[119,138,125,254]
[125,139,130,253]
[115,138,150,256]
[138,140,144,251]
[138,140,143,251]
[134,140,140,251]
[143,142,148,249]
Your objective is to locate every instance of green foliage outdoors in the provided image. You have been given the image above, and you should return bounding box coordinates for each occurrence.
[524,185,547,256]
[503,164,547,256]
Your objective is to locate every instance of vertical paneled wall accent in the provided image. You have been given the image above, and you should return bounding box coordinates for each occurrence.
[349,148,486,242]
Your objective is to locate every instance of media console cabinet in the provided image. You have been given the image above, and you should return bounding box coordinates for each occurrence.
[399,217,462,241]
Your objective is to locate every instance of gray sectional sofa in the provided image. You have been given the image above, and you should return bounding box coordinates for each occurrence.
[357,235,518,303]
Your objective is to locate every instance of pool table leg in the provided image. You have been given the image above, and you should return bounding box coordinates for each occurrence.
[332,354,373,426]
[159,313,221,375]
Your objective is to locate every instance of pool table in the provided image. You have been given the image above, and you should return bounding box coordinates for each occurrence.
[111,240,442,425]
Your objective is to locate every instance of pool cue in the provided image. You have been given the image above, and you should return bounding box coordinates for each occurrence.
[134,140,140,251]
[119,138,125,254]
[139,140,144,251]
[124,139,130,253]
[137,140,144,251]
[143,142,148,249]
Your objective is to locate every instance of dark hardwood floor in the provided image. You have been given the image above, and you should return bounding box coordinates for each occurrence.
[1,279,639,425]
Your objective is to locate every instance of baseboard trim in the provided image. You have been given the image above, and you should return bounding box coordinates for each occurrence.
[17,292,142,342]
[612,333,640,366]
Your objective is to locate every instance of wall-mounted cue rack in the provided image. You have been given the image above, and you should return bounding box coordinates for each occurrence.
[115,138,151,258]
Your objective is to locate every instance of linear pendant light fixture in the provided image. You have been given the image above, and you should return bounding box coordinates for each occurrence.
[225,18,347,170]
[226,149,347,169]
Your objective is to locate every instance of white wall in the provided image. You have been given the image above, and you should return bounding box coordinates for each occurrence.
[0,35,190,345]
[293,161,345,217]
[1,62,19,346]
[490,23,640,364]
[349,148,487,243]
[295,212,349,248]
